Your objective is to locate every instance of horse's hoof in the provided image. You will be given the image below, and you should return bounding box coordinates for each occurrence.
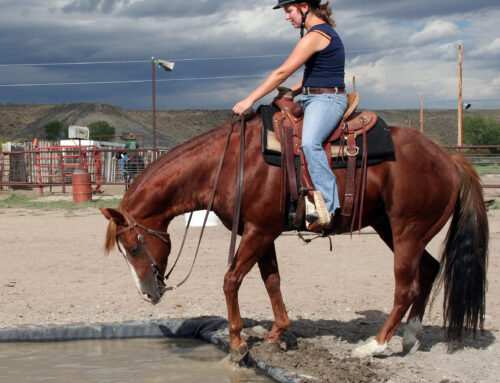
[402,317,423,354]
[402,338,420,354]
[352,339,387,358]
[230,343,248,364]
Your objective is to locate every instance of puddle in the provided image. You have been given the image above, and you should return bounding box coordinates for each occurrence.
[0,338,273,382]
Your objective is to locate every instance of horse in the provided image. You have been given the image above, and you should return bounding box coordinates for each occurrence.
[100,111,488,361]
[123,155,145,190]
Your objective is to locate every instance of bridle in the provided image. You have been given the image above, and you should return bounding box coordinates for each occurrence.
[115,210,170,291]
[114,113,247,293]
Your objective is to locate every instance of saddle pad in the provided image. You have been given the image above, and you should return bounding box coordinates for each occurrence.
[259,104,395,169]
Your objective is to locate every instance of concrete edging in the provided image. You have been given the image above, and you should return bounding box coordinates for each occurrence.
[0,316,317,383]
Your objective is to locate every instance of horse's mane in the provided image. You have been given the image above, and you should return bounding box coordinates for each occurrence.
[104,220,117,255]
[122,113,248,201]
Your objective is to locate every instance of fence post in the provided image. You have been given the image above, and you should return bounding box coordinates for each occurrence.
[59,148,66,194]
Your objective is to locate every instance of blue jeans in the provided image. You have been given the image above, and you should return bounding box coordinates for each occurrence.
[300,93,348,214]
[120,154,128,174]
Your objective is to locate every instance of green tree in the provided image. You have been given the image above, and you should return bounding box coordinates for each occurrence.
[88,121,116,141]
[463,116,500,153]
[44,120,67,140]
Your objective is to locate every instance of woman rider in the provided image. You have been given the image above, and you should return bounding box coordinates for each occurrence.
[233,0,347,230]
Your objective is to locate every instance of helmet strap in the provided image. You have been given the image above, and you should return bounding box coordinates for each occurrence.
[300,8,310,38]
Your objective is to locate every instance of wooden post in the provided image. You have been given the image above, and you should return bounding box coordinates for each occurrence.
[352,75,356,93]
[419,94,424,133]
[458,41,463,147]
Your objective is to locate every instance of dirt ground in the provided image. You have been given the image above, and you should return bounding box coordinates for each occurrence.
[0,186,499,383]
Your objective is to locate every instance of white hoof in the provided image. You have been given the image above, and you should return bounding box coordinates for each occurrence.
[352,339,387,358]
[402,317,423,354]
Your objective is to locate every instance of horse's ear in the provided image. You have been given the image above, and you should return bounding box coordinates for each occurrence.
[99,207,126,226]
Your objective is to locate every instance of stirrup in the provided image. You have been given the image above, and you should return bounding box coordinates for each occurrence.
[305,191,331,230]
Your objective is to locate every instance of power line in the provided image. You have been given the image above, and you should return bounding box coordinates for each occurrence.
[0,50,379,67]
[0,55,286,67]
[0,74,268,87]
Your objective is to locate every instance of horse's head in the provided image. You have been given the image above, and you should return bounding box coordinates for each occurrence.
[99,207,171,304]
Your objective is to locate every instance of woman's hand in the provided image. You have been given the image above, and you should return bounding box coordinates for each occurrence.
[232,97,254,116]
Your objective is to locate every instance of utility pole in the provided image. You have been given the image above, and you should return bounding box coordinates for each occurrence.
[419,93,424,133]
[353,75,356,93]
[458,41,463,147]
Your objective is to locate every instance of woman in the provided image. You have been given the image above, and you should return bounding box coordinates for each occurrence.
[233,0,347,230]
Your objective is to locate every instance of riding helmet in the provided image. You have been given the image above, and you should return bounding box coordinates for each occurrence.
[273,0,321,9]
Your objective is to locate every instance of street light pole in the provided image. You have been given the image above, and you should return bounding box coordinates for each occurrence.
[151,57,175,159]
[152,58,157,154]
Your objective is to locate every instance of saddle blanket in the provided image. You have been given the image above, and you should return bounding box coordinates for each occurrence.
[259,104,395,168]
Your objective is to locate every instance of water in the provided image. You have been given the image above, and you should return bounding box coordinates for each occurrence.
[0,338,273,383]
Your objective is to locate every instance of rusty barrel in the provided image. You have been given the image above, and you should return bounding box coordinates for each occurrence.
[72,169,92,203]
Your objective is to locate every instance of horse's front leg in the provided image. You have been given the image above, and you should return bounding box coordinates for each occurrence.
[257,243,290,344]
[223,228,275,363]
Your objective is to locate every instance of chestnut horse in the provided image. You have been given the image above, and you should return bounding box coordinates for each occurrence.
[100,112,488,360]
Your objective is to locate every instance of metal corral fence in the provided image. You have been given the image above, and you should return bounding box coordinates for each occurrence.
[0,141,169,194]
[0,142,499,194]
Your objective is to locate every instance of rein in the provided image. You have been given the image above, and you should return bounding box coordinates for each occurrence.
[115,114,246,291]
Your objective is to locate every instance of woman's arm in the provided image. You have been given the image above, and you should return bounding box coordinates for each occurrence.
[232,32,329,115]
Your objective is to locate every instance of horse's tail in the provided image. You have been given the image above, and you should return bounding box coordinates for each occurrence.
[438,153,489,342]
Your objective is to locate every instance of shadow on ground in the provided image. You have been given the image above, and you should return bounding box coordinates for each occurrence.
[243,309,495,354]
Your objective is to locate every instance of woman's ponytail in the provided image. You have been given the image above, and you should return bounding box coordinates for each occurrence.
[312,2,336,27]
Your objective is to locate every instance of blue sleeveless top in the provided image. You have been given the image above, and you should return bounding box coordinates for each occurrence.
[302,23,345,89]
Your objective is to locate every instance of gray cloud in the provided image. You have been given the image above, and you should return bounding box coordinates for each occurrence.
[62,0,131,14]
[0,0,498,110]
[336,0,499,20]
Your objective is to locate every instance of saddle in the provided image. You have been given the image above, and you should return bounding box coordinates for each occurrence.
[270,88,378,234]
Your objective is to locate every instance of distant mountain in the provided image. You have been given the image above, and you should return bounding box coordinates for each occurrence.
[0,102,498,147]
[0,103,230,147]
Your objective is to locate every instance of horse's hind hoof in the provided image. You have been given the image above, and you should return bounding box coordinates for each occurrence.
[230,343,248,364]
[402,338,420,355]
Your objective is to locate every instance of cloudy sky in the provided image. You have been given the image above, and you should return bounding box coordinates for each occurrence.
[0,0,499,110]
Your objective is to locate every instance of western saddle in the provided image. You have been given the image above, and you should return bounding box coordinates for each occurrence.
[271,87,378,233]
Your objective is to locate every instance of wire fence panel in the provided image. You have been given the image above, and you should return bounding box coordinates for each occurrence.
[0,141,169,194]
[1,143,498,193]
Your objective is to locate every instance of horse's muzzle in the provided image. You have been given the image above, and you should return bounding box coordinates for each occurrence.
[139,270,165,305]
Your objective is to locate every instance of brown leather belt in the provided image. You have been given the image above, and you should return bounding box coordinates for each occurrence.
[302,87,345,95]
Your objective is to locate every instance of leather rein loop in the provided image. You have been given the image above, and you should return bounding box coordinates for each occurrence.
[115,113,246,290]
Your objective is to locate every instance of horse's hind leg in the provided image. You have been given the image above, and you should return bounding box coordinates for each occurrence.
[402,250,439,353]
[371,218,440,354]
[257,243,290,344]
[353,236,426,358]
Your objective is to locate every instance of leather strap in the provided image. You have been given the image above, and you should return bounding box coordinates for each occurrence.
[228,116,246,267]
[350,121,368,234]
[165,115,237,290]
[284,125,299,202]
[302,87,345,95]
[341,132,357,217]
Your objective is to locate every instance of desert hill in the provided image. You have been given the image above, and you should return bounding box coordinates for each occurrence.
[0,102,499,147]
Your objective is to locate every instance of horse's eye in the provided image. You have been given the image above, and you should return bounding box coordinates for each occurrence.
[130,245,140,256]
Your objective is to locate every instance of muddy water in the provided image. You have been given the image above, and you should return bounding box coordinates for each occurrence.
[0,338,273,382]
